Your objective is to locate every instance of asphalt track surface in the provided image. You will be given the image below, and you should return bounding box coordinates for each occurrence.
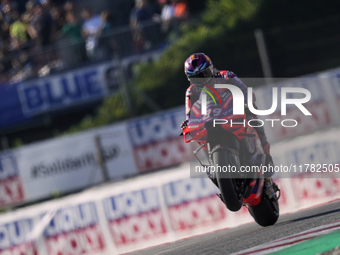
[129,200,340,255]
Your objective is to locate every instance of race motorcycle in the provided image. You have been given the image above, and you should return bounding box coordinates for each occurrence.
[181,85,280,227]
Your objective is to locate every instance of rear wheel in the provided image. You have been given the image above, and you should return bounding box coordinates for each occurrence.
[212,149,243,212]
[248,193,279,226]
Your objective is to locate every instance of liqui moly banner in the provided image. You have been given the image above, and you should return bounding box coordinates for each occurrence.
[127,107,190,173]
[0,218,37,255]
[102,187,167,250]
[0,152,24,207]
[162,178,226,234]
[43,202,105,255]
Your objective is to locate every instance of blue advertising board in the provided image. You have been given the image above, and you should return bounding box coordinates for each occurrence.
[0,49,163,131]
[0,65,108,131]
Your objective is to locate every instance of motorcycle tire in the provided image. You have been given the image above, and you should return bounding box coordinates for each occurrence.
[212,149,243,212]
[248,193,279,226]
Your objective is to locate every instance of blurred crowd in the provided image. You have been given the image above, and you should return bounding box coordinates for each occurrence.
[0,0,188,84]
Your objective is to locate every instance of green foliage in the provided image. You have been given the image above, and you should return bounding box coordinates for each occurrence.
[51,190,62,199]
[204,0,261,28]
[12,138,23,148]
[0,206,9,214]
[64,93,128,135]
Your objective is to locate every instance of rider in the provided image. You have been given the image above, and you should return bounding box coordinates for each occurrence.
[180,52,278,199]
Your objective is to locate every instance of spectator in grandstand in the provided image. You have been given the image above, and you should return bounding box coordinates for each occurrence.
[95,10,117,60]
[8,36,23,57]
[173,0,187,17]
[2,3,16,24]
[0,0,18,14]
[62,11,82,44]
[27,3,52,47]
[10,12,28,43]
[1,20,10,41]
[40,0,52,10]
[130,0,153,29]
[81,7,103,60]
[130,0,156,53]
[172,0,188,20]
[63,1,74,13]
[100,10,113,34]
[154,0,174,32]
[0,0,18,19]
[50,6,64,43]
[7,37,32,81]
[23,0,35,21]
[61,11,86,65]
[160,0,174,21]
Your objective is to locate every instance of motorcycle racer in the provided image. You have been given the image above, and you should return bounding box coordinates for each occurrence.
[180,52,279,200]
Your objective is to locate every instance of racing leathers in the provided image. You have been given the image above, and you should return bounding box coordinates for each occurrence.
[181,70,274,177]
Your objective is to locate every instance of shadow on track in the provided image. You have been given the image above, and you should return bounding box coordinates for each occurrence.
[274,208,340,227]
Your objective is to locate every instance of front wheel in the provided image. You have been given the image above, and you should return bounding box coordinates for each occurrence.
[212,149,243,212]
[248,194,279,226]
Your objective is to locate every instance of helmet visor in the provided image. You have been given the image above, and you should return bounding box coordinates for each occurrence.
[188,68,214,82]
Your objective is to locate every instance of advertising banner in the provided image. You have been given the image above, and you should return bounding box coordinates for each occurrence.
[13,122,137,203]
[0,152,24,207]
[16,133,104,202]
[96,125,138,180]
[162,178,225,234]
[43,202,105,255]
[127,107,190,173]
[0,218,38,255]
[102,187,167,249]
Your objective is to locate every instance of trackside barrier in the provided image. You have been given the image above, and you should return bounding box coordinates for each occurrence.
[2,128,340,254]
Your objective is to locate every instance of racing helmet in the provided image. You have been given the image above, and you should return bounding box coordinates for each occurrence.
[184,53,214,83]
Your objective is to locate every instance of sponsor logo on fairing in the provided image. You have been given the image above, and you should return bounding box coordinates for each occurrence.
[103,187,167,246]
[43,202,105,255]
[0,219,38,255]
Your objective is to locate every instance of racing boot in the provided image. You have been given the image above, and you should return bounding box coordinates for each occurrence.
[264,177,280,200]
